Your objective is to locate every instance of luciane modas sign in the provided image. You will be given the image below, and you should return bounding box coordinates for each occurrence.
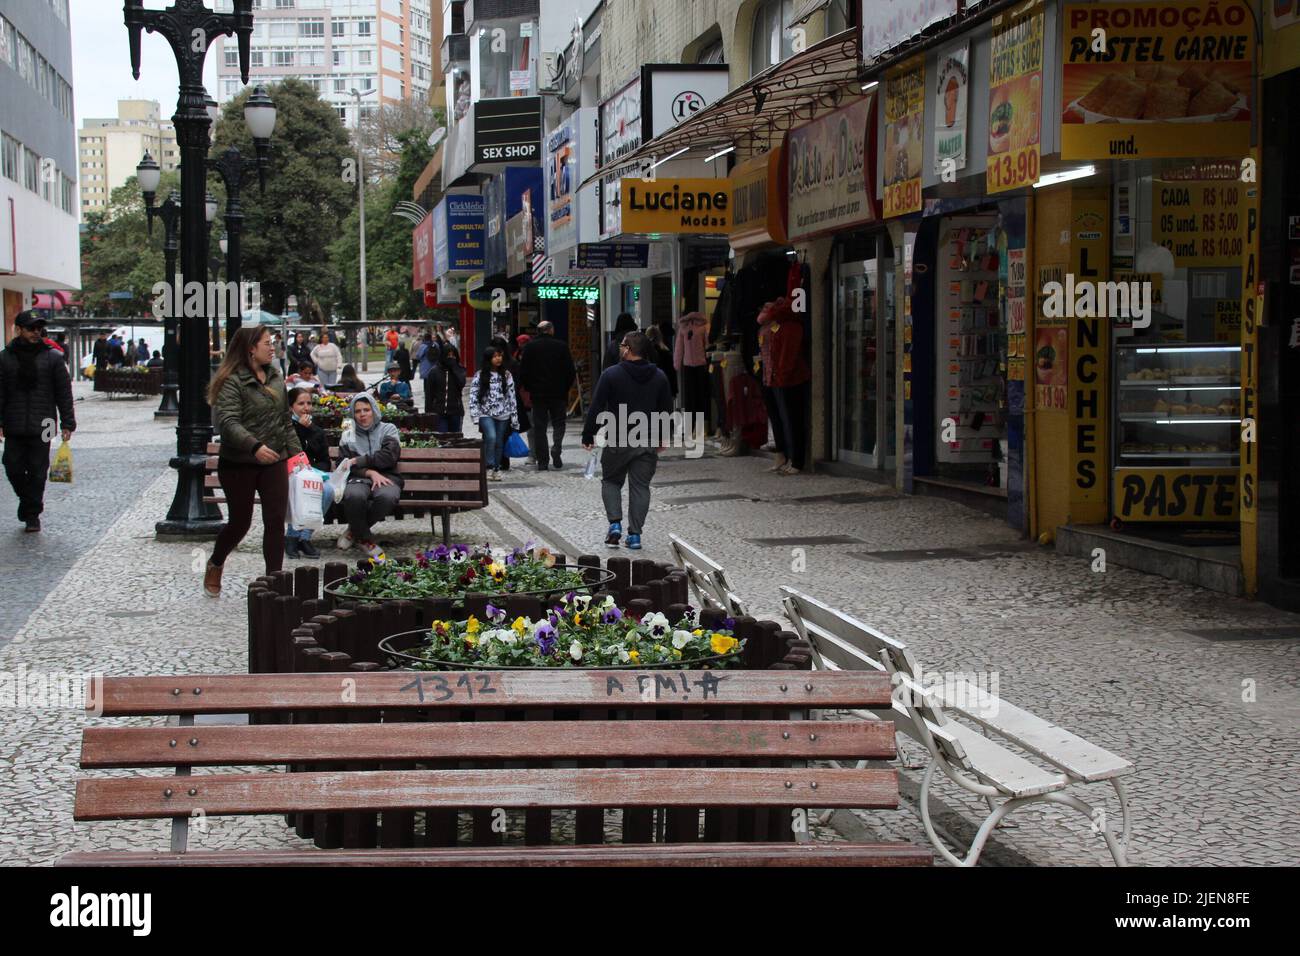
[786,94,876,242]
[619,178,732,234]
[1061,1,1254,160]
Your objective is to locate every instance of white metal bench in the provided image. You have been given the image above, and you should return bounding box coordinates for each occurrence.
[780,586,1134,866]
[669,534,748,617]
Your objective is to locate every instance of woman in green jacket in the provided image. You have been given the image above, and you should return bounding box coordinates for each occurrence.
[204,324,304,597]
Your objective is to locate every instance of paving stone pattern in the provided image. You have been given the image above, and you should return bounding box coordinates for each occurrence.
[2,391,1296,865]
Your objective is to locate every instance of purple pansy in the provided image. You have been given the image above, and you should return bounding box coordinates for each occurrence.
[601,606,623,624]
[722,617,736,632]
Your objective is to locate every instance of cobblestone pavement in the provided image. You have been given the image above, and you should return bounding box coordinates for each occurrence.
[3,394,1296,865]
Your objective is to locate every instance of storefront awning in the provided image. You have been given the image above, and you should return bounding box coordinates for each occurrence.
[581,30,862,188]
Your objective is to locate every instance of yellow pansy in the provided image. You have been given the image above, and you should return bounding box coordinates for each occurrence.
[672,648,682,659]
[466,615,480,634]
[573,612,584,627]
[464,634,478,646]
[512,616,528,636]
[710,634,739,655]
[487,562,506,579]
[692,628,703,637]
[628,649,640,662]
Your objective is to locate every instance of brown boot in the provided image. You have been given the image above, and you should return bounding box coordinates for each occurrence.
[204,560,223,598]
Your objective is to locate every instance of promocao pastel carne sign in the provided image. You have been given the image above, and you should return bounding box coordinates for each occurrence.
[1061,1,1253,160]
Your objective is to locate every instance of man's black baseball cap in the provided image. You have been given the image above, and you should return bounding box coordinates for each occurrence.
[14,310,46,329]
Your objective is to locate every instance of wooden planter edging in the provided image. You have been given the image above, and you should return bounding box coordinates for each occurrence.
[247,555,812,677]
[93,367,162,397]
[243,556,815,849]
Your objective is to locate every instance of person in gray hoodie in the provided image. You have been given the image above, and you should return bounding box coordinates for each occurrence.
[337,393,403,561]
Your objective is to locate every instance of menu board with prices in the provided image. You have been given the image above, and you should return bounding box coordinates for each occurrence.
[1153,178,1245,268]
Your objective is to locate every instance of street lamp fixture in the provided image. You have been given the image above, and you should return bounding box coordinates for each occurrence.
[139,187,183,419]
[136,151,162,224]
[244,84,276,190]
[350,85,376,369]
[124,0,256,538]
[205,95,221,126]
[205,191,218,223]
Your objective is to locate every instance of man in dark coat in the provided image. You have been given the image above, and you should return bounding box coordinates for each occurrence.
[520,321,577,470]
[581,331,672,551]
[0,311,76,532]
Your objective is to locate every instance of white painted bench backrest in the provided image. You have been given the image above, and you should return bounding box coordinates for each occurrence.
[669,534,748,617]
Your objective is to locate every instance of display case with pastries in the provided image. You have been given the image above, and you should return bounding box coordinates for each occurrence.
[1114,343,1241,463]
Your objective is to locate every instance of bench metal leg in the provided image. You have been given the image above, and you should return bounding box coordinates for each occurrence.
[440,511,451,546]
[918,763,1129,867]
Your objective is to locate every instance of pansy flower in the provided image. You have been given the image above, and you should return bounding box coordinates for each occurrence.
[722,617,737,632]
[466,615,481,635]
[671,629,692,650]
[710,634,739,655]
[600,606,623,625]
[511,616,529,637]
[485,603,506,624]
[569,640,583,661]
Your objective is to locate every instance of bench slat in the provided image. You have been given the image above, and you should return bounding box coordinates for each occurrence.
[933,681,1133,783]
[80,720,896,767]
[57,842,932,867]
[73,767,901,820]
[92,671,893,715]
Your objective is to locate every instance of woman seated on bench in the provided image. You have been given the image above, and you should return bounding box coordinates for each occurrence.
[337,393,402,562]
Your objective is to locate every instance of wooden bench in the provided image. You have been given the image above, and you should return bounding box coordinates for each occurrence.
[780,587,1134,867]
[669,535,748,617]
[204,442,487,544]
[60,670,931,866]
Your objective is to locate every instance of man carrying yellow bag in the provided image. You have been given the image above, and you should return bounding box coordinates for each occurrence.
[0,311,76,533]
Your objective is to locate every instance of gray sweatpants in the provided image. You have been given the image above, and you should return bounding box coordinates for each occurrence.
[342,477,401,541]
[600,447,658,535]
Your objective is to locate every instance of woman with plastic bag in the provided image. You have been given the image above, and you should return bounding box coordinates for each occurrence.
[284,386,334,559]
[205,325,303,597]
[468,345,518,482]
[337,393,403,561]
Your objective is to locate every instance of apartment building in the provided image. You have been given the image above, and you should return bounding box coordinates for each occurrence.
[0,0,79,336]
[78,100,178,217]
[213,0,436,128]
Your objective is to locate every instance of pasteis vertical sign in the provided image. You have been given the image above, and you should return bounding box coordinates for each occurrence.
[883,56,925,218]
[987,2,1044,194]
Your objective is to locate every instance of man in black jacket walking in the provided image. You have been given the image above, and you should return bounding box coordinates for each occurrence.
[520,321,577,470]
[581,331,672,550]
[0,311,76,532]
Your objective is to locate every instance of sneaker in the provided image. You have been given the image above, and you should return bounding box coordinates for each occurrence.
[552,458,564,470]
[605,522,622,548]
[779,464,801,476]
[284,537,301,560]
[488,469,501,481]
[765,457,788,472]
[625,533,642,550]
[360,540,387,562]
[337,529,354,550]
[23,518,40,533]
[298,539,321,559]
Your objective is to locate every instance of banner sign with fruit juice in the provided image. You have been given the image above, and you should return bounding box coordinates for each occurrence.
[933,42,969,176]
[986,3,1044,195]
[883,56,926,218]
[1061,1,1253,160]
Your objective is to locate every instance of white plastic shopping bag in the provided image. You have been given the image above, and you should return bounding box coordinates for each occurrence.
[326,458,352,504]
[289,467,326,530]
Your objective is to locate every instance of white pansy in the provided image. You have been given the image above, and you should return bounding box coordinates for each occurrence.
[672,630,692,650]
[569,640,583,661]
[601,594,616,610]
[615,645,630,664]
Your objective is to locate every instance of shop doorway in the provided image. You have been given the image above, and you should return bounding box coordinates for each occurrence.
[834,236,896,470]
[932,213,1006,489]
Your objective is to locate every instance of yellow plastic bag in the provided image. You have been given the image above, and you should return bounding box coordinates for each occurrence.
[49,441,72,483]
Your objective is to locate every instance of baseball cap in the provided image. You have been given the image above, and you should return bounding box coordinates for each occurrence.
[14,310,46,329]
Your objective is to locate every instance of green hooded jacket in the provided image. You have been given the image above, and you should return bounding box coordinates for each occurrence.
[213,362,303,464]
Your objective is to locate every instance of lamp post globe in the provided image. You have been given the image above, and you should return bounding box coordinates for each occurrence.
[244,84,277,140]
[137,152,161,218]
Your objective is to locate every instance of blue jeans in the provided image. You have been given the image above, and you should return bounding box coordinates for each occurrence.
[436,414,463,433]
[479,416,509,469]
[286,483,333,540]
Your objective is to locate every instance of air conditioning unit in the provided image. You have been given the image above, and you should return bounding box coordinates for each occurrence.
[539,51,562,93]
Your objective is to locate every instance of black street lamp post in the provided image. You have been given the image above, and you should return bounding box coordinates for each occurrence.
[125,0,254,538]
[208,86,274,346]
[138,168,182,418]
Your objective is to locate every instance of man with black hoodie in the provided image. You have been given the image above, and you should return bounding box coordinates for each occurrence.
[581,330,672,551]
[0,311,76,532]
[520,321,576,470]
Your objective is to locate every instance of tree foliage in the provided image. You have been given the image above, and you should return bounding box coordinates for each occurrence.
[210,78,353,323]
[331,128,435,325]
[357,98,445,181]
[79,171,178,317]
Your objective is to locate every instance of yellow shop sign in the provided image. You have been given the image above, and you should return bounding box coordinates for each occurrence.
[1113,467,1238,522]
[619,178,732,234]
